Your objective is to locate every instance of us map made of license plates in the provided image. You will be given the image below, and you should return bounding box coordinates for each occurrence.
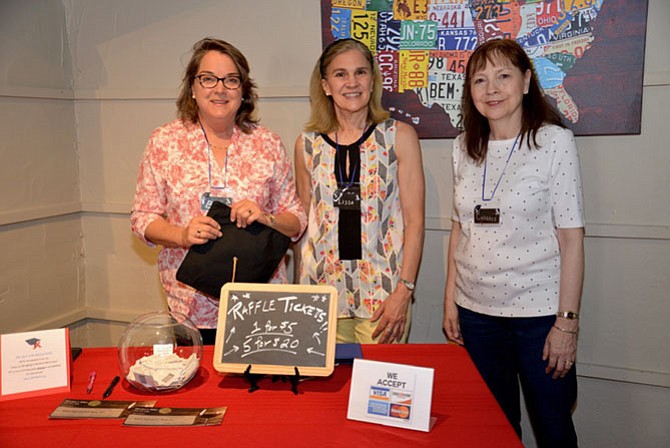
[321,0,648,138]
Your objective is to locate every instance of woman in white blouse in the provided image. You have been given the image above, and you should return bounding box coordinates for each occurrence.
[443,39,584,447]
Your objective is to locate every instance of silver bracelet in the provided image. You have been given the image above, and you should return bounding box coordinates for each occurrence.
[399,278,415,291]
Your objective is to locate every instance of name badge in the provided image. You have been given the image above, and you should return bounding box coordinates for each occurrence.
[201,192,232,211]
[474,205,501,225]
[333,186,361,211]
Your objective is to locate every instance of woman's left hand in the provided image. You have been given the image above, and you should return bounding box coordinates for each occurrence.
[543,325,578,379]
[370,287,412,343]
[230,200,261,228]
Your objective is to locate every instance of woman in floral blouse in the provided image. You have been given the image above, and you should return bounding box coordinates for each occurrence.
[131,38,306,342]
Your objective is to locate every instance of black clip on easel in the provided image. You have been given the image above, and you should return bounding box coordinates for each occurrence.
[243,365,262,392]
[243,365,301,395]
[272,367,301,395]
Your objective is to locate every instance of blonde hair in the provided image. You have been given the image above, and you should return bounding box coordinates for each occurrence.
[305,39,389,134]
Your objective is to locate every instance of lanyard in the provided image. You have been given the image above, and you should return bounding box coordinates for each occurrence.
[481,133,520,202]
[335,125,367,187]
[199,121,230,192]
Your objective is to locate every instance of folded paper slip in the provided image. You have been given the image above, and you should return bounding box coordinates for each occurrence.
[176,201,290,297]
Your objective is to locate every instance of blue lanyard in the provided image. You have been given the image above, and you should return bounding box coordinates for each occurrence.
[481,133,520,202]
[199,121,229,192]
[335,125,367,187]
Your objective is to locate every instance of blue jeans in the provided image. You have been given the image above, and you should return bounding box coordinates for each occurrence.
[458,306,578,448]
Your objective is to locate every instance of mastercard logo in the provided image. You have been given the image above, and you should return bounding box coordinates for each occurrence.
[390,404,410,420]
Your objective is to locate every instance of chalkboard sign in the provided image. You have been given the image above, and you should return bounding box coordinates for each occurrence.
[213,283,338,377]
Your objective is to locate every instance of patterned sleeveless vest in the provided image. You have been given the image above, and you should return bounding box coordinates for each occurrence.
[299,119,404,318]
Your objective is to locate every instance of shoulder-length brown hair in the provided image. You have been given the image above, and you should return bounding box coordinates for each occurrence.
[305,38,389,134]
[460,39,564,163]
[176,37,259,133]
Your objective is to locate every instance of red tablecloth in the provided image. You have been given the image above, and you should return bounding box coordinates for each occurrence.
[0,344,521,447]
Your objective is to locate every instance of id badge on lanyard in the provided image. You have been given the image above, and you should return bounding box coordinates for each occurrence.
[333,134,362,212]
[201,189,233,212]
[474,204,501,225]
[199,121,234,212]
[475,133,520,227]
[333,185,361,210]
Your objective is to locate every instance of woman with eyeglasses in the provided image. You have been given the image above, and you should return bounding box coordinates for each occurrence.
[131,38,306,342]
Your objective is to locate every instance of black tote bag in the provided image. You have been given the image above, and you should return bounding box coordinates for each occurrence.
[176,201,291,298]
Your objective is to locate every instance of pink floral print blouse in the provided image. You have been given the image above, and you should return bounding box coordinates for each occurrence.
[131,119,306,327]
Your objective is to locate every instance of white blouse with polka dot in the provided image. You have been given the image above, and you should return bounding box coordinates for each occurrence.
[452,124,584,317]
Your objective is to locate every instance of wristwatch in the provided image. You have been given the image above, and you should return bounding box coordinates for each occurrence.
[399,278,415,292]
[556,311,579,320]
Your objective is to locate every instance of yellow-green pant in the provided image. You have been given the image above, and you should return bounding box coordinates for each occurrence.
[336,305,412,344]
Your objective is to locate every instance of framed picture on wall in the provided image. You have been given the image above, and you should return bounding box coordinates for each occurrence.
[320,0,648,138]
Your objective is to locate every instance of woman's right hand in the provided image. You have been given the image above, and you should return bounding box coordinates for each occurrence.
[181,216,222,247]
[443,296,464,345]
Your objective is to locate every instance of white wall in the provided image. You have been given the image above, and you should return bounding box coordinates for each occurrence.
[0,0,84,331]
[1,0,668,446]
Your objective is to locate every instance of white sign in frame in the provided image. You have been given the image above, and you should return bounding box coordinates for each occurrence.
[1,328,71,401]
[347,358,434,432]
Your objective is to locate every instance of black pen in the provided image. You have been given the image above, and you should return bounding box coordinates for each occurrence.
[102,375,120,399]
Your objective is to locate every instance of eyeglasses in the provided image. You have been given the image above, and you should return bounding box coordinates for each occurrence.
[195,74,242,90]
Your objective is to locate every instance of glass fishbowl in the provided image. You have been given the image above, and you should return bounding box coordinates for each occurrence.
[117,311,203,393]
